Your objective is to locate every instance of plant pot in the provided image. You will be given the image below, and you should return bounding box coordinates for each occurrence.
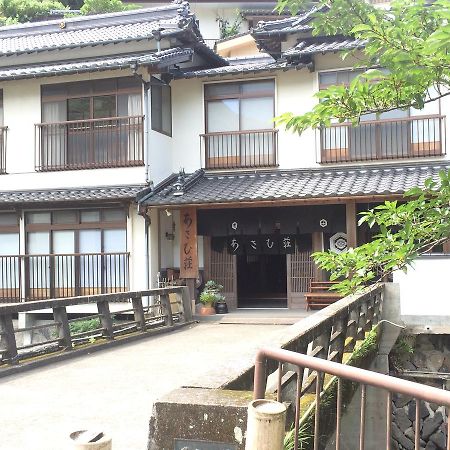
[215,302,228,314]
[199,303,216,316]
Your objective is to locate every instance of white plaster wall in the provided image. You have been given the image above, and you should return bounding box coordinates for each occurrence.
[128,204,149,291]
[0,70,149,191]
[171,78,204,173]
[393,257,450,316]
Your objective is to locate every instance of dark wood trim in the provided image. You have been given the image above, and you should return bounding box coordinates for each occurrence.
[346,201,357,248]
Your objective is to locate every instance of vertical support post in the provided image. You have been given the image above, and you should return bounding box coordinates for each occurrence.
[132,295,146,332]
[312,231,325,281]
[346,200,357,249]
[97,300,114,340]
[53,306,72,349]
[358,301,368,339]
[178,286,193,323]
[346,305,360,352]
[313,330,331,392]
[160,294,174,326]
[0,313,18,363]
[330,316,347,364]
[186,278,196,317]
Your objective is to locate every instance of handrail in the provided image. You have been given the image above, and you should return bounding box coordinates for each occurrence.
[327,114,444,127]
[35,115,145,127]
[254,348,450,406]
[200,128,277,137]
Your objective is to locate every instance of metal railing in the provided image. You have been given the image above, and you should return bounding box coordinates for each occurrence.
[200,129,278,170]
[0,286,192,365]
[35,116,144,171]
[0,252,129,303]
[320,115,445,163]
[254,348,450,450]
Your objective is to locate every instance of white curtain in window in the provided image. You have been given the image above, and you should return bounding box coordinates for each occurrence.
[127,94,142,162]
[0,233,19,295]
[42,101,67,167]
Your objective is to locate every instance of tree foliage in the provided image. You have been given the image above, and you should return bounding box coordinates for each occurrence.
[0,0,66,24]
[275,0,450,294]
[276,0,450,133]
[80,0,134,15]
[314,171,450,293]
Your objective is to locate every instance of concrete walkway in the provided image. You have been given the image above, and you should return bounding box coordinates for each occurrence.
[0,320,291,450]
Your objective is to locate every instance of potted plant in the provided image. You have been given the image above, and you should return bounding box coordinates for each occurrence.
[199,280,228,315]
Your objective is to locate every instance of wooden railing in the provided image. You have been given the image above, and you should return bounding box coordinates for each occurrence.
[320,115,445,163]
[200,129,278,170]
[0,126,7,174]
[0,252,129,303]
[35,116,144,171]
[0,286,192,365]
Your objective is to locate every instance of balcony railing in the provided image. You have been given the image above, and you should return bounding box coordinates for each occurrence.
[0,126,7,174]
[35,116,144,171]
[320,114,445,163]
[200,129,278,170]
[0,252,129,303]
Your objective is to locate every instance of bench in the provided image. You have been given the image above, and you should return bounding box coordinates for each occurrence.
[305,281,343,310]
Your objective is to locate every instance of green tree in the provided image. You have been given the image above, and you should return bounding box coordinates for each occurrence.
[0,0,67,23]
[80,0,135,15]
[275,0,450,293]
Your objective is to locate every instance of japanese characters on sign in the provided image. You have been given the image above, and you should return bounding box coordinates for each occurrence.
[226,234,297,255]
[180,208,199,278]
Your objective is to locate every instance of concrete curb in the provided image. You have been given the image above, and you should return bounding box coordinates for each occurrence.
[0,321,196,380]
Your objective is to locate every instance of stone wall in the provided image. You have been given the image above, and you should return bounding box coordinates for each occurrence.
[391,335,450,450]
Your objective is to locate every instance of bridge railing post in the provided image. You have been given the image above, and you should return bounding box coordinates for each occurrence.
[132,295,146,332]
[160,294,173,327]
[53,306,72,349]
[97,300,114,340]
[0,313,18,363]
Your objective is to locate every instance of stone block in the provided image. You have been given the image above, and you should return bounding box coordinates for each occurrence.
[426,441,438,450]
[427,351,445,372]
[397,409,412,432]
[392,422,414,450]
[422,412,443,440]
[394,393,412,409]
[148,388,254,450]
[430,431,446,450]
[408,401,429,422]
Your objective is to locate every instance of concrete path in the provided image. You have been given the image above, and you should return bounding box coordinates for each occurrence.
[0,321,290,450]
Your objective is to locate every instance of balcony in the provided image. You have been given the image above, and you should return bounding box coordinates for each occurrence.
[319,115,445,163]
[35,116,144,171]
[200,129,278,170]
[0,126,7,174]
[0,252,129,303]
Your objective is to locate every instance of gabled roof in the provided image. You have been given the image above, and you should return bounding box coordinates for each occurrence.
[0,185,147,205]
[173,53,304,78]
[0,2,195,56]
[251,5,327,37]
[0,48,193,81]
[139,162,450,207]
[284,38,366,59]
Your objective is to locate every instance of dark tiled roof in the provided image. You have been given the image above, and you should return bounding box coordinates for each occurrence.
[139,162,450,206]
[0,48,193,81]
[284,38,366,58]
[252,5,326,36]
[0,185,147,204]
[0,2,195,56]
[174,57,303,78]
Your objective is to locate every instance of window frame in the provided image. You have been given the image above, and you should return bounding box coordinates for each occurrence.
[204,79,276,134]
[151,77,172,137]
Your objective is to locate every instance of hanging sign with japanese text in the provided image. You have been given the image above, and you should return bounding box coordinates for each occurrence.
[180,207,198,278]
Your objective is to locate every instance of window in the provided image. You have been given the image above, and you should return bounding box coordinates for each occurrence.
[39,78,144,170]
[25,208,128,299]
[203,80,276,169]
[151,77,172,136]
[319,70,442,163]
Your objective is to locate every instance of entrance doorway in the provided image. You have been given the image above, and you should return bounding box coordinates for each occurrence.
[237,254,287,308]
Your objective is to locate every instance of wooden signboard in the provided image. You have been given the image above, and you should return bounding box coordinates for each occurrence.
[180,207,198,279]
